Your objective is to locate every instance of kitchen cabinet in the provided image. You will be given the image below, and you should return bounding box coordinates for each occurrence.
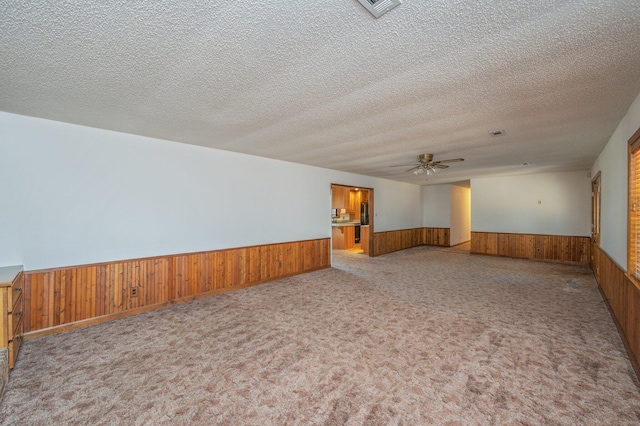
[332,226,345,249]
[332,186,345,210]
[332,225,355,249]
[343,226,355,249]
[332,186,353,212]
[348,190,359,221]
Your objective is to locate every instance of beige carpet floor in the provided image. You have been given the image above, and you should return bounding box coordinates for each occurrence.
[1,246,639,425]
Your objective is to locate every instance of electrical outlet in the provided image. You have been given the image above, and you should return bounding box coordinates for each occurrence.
[130,287,138,297]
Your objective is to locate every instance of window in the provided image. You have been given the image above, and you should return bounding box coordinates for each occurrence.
[628,127,640,280]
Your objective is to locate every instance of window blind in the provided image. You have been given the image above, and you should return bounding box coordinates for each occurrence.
[629,128,640,280]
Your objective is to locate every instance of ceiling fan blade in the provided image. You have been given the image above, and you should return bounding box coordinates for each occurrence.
[405,166,420,172]
[434,164,449,169]
[390,163,419,167]
[432,158,464,164]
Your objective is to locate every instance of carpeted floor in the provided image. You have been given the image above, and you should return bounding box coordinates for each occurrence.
[1,246,639,425]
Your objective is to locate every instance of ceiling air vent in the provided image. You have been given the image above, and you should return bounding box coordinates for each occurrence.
[357,0,401,18]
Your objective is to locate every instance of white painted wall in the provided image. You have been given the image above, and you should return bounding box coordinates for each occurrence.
[0,112,423,270]
[450,185,471,245]
[471,171,591,237]
[590,91,640,269]
[421,185,450,228]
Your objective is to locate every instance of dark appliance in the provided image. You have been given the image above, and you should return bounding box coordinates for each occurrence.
[355,225,361,243]
[360,202,369,225]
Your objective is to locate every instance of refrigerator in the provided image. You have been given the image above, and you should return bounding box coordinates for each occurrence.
[360,202,369,225]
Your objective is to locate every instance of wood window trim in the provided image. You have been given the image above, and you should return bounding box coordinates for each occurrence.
[592,171,601,246]
[628,126,640,285]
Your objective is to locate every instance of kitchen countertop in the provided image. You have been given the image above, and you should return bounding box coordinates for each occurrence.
[332,222,368,227]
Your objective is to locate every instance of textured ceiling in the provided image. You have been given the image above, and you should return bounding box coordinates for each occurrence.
[2,0,640,185]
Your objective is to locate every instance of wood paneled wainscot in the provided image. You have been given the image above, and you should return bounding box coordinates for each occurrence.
[372,228,424,256]
[591,244,640,377]
[24,239,330,337]
[471,232,590,264]
[371,227,450,257]
[423,228,450,246]
[0,266,24,399]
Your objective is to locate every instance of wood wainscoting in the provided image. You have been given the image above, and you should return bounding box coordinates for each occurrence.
[423,228,450,247]
[372,227,450,257]
[470,232,590,264]
[23,238,330,337]
[372,228,423,257]
[591,244,640,376]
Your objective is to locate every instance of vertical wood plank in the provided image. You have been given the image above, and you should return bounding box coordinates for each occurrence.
[41,271,52,329]
[52,270,61,327]
[89,266,97,320]
[31,273,43,331]
[216,251,228,289]
[175,255,186,299]
[23,274,32,333]
[95,265,105,318]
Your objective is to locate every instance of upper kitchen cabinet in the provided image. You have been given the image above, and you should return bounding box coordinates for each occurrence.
[331,186,350,211]
[361,190,369,204]
[348,190,360,220]
[331,186,341,209]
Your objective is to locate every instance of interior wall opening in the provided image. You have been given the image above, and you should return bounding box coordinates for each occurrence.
[330,184,373,256]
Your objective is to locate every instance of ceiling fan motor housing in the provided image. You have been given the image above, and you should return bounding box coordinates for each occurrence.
[417,154,433,164]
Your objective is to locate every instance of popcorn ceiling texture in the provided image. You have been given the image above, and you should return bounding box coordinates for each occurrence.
[1,0,640,184]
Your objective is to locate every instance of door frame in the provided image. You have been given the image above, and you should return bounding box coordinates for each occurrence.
[591,171,601,246]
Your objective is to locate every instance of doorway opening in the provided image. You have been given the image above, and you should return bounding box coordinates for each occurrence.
[449,183,471,252]
[331,184,373,256]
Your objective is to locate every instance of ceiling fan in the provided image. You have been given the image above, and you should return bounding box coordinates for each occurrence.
[391,154,464,176]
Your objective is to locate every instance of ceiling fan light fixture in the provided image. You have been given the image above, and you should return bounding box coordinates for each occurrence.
[393,153,463,177]
[425,165,439,175]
